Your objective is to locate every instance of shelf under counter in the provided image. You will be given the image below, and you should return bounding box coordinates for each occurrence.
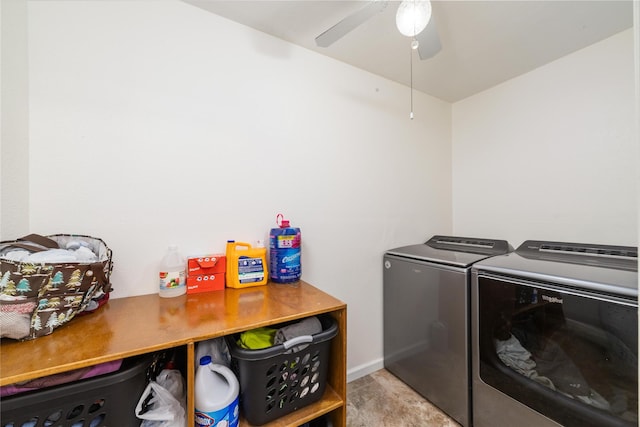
[240,385,343,427]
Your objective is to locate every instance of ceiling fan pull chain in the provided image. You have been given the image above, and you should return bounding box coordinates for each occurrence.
[410,42,414,120]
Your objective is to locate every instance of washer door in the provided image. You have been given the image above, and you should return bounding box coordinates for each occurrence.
[383,255,470,426]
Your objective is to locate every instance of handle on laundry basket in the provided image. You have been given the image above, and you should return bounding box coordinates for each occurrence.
[282,335,313,350]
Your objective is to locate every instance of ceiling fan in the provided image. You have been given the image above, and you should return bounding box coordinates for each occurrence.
[314,0,442,60]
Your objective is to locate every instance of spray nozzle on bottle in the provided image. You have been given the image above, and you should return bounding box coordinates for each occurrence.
[276,213,290,228]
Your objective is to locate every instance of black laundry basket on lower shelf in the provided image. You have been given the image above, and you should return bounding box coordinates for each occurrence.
[227,314,338,426]
[1,355,151,427]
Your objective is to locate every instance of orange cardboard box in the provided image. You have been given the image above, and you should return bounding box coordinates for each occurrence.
[187,254,226,275]
[187,254,226,293]
[187,273,225,293]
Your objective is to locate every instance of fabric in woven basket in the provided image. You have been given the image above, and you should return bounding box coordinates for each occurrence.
[0,234,113,340]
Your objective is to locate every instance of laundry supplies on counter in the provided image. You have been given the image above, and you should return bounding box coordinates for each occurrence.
[159,245,186,298]
[269,214,302,284]
[187,254,226,294]
[225,241,268,288]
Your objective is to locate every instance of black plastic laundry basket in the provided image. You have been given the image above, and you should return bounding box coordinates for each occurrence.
[1,355,151,427]
[227,314,338,426]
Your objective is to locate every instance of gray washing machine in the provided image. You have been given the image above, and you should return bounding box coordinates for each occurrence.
[383,235,511,427]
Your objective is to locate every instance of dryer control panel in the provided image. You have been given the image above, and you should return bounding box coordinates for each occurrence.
[516,240,637,271]
[427,235,512,256]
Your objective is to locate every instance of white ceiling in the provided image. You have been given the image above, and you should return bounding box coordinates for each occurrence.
[182,1,634,102]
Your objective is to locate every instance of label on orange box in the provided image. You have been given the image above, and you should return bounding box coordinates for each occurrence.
[187,273,225,294]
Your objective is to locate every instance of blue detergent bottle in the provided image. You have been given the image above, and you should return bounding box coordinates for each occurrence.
[269,213,301,284]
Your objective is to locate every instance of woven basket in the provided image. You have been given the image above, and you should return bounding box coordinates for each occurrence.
[0,234,113,341]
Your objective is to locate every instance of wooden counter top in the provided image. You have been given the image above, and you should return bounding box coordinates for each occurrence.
[0,281,346,386]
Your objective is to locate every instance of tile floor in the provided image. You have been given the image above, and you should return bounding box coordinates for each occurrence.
[346,369,460,427]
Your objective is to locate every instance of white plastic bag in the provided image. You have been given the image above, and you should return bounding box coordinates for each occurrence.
[135,369,186,427]
[195,337,231,368]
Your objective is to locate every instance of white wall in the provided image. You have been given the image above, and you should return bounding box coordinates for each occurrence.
[452,29,637,248]
[0,0,30,239]
[8,0,636,382]
[25,0,452,377]
[635,0,640,253]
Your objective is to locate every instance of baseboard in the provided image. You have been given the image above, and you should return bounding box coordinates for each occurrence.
[347,357,384,383]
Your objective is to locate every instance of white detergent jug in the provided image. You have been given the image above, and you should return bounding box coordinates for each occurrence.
[194,356,240,427]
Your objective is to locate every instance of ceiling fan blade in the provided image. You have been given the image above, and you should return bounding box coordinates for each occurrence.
[417,18,442,60]
[315,1,389,48]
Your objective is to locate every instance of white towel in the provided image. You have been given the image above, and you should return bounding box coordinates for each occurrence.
[26,249,78,263]
[73,246,98,262]
[1,245,99,264]
[3,250,30,262]
[23,248,97,263]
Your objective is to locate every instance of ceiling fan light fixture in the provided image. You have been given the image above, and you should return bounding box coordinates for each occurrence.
[396,0,432,37]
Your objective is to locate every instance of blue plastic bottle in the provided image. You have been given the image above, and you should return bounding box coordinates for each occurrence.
[269,214,301,283]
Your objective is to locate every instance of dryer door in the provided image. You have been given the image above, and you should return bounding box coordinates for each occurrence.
[475,273,637,427]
